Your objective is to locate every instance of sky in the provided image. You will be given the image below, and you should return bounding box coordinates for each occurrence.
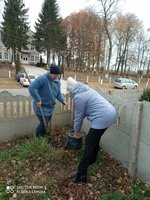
[23,0,150,31]
[0,0,149,31]
[121,0,150,30]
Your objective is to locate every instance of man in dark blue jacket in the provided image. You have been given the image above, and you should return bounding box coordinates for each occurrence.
[29,65,65,137]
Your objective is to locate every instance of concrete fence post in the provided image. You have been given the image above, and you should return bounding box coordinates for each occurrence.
[138,78,141,84]
[98,76,101,84]
[8,70,11,78]
[128,102,143,177]
[146,78,149,88]
[109,76,111,83]
[86,75,89,83]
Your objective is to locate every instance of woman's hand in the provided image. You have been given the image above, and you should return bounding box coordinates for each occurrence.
[74,132,81,139]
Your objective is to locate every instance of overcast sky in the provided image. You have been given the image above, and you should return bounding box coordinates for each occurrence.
[0,0,150,31]
[24,0,150,31]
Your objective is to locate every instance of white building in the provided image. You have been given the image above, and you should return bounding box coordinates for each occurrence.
[0,30,40,65]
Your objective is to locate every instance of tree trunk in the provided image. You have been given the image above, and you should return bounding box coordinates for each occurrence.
[47,48,50,65]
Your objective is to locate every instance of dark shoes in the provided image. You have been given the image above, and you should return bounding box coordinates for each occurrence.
[71,171,87,183]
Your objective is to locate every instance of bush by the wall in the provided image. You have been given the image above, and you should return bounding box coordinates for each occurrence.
[139,89,150,102]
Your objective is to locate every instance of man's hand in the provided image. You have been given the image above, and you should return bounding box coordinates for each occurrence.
[36,100,42,107]
[63,101,67,106]
[74,132,81,139]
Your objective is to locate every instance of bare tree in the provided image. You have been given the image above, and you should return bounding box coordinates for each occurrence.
[113,13,142,74]
[134,29,150,77]
[63,9,105,72]
[97,0,121,71]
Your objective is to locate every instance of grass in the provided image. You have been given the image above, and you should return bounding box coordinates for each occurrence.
[0,131,150,200]
[0,134,78,199]
[0,137,50,162]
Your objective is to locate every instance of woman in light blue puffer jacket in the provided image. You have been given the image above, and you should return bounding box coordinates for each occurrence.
[67,77,117,183]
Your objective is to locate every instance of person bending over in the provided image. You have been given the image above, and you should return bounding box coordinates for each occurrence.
[66,77,117,183]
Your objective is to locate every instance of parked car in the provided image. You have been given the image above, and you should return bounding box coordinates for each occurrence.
[20,74,36,87]
[15,71,25,82]
[114,78,138,89]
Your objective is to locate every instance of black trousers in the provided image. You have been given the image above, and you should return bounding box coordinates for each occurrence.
[78,127,107,174]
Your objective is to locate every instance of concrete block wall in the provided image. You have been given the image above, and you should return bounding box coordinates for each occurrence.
[136,101,150,184]
[107,89,143,101]
[0,91,72,143]
[0,91,36,141]
[82,89,150,185]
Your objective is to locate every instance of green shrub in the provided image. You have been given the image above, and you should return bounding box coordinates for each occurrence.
[36,62,46,67]
[101,191,124,200]
[101,191,145,200]
[36,55,46,67]
[137,70,143,77]
[139,89,150,102]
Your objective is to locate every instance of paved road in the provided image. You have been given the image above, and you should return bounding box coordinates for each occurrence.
[0,65,67,95]
[23,65,67,94]
[23,65,47,77]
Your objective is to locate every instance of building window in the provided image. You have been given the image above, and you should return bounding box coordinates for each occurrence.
[4,52,8,60]
[31,44,35,50]
[30,55,35,62]
[23,57,28,61]
[0,52,2,60]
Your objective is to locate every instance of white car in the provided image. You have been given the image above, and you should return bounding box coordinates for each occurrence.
[20,74,36,87]
[114,78,138,89]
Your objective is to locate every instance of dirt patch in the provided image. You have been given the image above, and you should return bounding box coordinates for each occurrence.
[0,78,21,89]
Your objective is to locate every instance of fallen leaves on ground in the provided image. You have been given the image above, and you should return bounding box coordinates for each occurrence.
[0,127,149,200]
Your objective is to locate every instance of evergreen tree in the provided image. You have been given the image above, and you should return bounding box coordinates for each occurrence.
[15,52,21,72]
[34,0,66,65]
[1,0,29,71]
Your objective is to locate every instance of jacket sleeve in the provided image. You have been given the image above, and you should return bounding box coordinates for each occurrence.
[56,82,65,104]
[73,96,86,132]
[28,76,44,102]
